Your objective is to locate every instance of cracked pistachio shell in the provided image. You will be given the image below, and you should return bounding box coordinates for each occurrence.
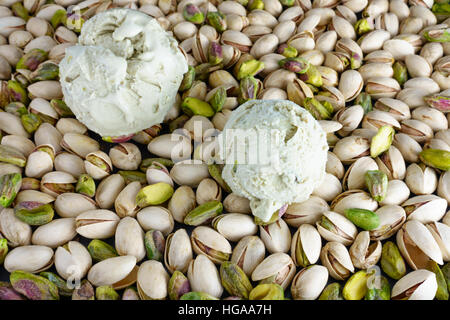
[397,220,444,270]
[137,260,170,300]
[349,231,382,270]
[40,171,76,197]
[109,143,141,171]
[168,271,191,300]
[96,174,126,209]
[405,163,438,196]
[165,228,193,274]
[319,282,344,300]
[60,133,100,159]
[320,241,355,281]
[54,240,92,281]
[342,157,378,191]
[331,190,378,215]
[188,254,223,298]
[4,245,53,273]
[251,252,296,290]
[231,235,265,277]
[426,222,450,262]
[392,269,438,300]
[31,217,76,248]
[24,148,53,178]
[0,208,32,247]
[88,255,138,290]
[10,270,59,300]
[168,185,196,223]
[438,171,450,204]
[220,261,253,299]
[259,218,291,254]
[115,217,146,262]
[291,265,329,300]
[402,194,447,223]
[146,161,173,187]
[375,146,406,180]
[213,213,258,242]
[75,209,120,239]
[114,181,140,218]
[284,196,329,227]
[84,150,112,180]
[369,205,406,241]
[290,224,321,268]
[54,193,97,218]
[333,136,370,165]
[191,226,232,264]
[316,211,357,246]
[87,239,118,262]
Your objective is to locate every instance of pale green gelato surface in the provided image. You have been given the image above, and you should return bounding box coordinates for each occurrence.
[219,100,328,222]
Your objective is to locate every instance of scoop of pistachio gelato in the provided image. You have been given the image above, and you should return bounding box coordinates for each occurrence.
[218,99,328,222]
[59,8,188,137]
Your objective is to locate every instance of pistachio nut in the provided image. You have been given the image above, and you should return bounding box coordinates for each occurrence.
[184,200,223,226]
[31,217,76,248]
[249,283,284,300]
[115,217,146,262]
[380,241,407,280]
[188,254,223,298]
[349,231,382,270]
[331,190,378,215]
[39,271,73,297]
[397,220,444,270]
[60,132,100,159]
[320,241,355,281]
[144,230,165,262]
[402,194,447,223]
[191,226,232,264]
[168,185,196,223]
[84,151,112,180]
[136,206,174,236]
[251,252,296,289]
[137,260,169,300]
[14,201,53,226]
[4,245,53,273]
[375,145,406,180]
[40,171,76,197]
[0,172,21,207]
[426,221,450,262]
[220,261,253,299]
[419,148,450,171]
[342,270,371,300]
[426,260,449,300]
[165,228,193,274]
[291,265,329,301]
[54,192,97,218]
[0,208,32,247]
[87,255,138,290]
[75,209,120,239]
[230,235,265,277]
[365,274,391,300]
[370,205,407,241]
[76,174,95,198]
[95,286,119,300]
[391,269,438,300]
[119,170,147,185]
[365,170,388,202]
[72,279,95,300]
[284,196,329,227]
[290,224,321,268]
[0,144,26,167]
[113,181,140,218]
[318,282,344,300]
[54,240,92,281]
[345,208,380,231]
[136,182,173,208]
[10,270,59,300]
[168,270,191,300]
[87,239,118,262]
[316,211,357,246]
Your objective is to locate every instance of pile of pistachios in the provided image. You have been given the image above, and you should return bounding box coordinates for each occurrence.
[0,0,450,301]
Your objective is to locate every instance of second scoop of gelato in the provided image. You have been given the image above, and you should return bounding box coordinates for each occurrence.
[59,8,188,137]
[218,100,328,222]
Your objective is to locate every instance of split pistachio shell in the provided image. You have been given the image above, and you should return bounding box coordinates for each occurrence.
[87,255,138,290]
[231,235,265,277]
[290,224,321,268]
[191,226,232,264]
[316,211,357,246]
[54,241,92,281]
[392,269,438,300]
[109,143,142,171]
[75,209,120,239]
[259,218,291,254]
[0,208,32,247]
[320,241,355,281]
[188,254,223,298]
[95,174,126,209]
[115,217,146,262]
[331,190,378,215]
[370,205,406,241]
[426,222,450,262]
[251,252,296,290]
[114,181,140,218]
[291,265,329,300]
[60,133,99,158]
[284,196,329,227]
[402,194,447,223]
[31,217,76,248]
[349,231,382,269]
[137,260,169,300]
[165,228,193,273]
[396,220,444,270]
[4,244,53,273]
